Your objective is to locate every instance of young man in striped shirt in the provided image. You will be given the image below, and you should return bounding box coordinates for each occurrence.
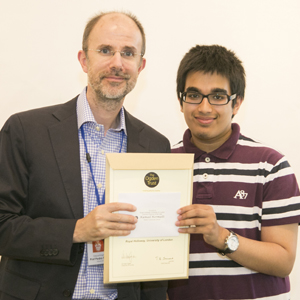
[167,45,300,300]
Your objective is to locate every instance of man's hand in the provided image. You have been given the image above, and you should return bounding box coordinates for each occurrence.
[175,204,228,249]
[175,204,298,277]
[73,203,137,243]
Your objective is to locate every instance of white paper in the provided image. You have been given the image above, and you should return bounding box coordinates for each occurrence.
[118,192,180,238]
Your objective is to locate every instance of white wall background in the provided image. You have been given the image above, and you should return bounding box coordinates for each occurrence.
[1,0,300,297]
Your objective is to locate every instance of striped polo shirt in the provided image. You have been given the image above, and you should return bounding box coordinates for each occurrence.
[168,123,300,300]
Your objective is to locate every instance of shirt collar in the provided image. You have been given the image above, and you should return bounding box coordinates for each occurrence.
[76,87,127,135]
[183,123,241,160]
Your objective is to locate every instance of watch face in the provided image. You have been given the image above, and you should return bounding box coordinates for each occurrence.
[228,235,239,251]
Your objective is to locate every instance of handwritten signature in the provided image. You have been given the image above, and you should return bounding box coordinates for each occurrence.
[121,251,136,263]
[155,256,174,262]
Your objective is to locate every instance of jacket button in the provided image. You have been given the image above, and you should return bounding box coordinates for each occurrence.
[63,289,72,297]
[78,244,84,254]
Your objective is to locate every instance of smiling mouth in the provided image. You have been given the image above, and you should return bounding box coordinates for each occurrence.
[103,71,130,81]
[195,116,215,125]
[105,76,126,81]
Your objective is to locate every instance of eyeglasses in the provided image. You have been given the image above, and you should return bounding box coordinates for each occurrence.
[181,91,236,106]
[88,48,143,60]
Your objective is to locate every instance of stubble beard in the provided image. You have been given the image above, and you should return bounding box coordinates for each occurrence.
[89,71,137,111]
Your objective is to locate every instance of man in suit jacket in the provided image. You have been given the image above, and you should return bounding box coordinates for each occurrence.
[0,11,170,300]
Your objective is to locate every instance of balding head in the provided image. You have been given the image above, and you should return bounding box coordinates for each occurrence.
[82,11,146,56]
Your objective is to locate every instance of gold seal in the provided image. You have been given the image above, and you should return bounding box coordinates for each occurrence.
[144,172,159,188]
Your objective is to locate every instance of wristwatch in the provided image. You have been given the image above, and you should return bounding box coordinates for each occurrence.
[219,230,239,256]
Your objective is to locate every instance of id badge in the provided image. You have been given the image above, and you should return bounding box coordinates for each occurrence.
[87,240,104,265]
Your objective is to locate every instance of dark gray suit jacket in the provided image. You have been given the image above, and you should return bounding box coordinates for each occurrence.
[0,97,170,300]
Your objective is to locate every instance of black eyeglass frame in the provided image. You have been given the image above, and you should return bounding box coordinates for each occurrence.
[180,91,237,106]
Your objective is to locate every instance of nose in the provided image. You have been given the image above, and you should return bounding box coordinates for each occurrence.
[108,51,124,71]
[197,96,213,113]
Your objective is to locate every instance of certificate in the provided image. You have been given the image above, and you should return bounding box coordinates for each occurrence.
[104,153,194,283]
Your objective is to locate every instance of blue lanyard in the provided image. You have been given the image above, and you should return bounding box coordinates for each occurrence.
[80,126,125,206]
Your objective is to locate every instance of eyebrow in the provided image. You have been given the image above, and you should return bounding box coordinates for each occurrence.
[211,88,228,94]
[122,46,137,52]
[185,87,228,94]
[185,87,200,93]
[97,44,113,50]
[97,44,137,52]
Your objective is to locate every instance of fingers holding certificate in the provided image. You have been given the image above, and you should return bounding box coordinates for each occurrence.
[73,202,138,243]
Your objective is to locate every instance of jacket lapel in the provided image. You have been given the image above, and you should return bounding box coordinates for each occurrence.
[46,105,151,219]
[48,98,83,219]
[125,110,150,153]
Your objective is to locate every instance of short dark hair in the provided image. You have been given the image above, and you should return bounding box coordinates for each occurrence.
[82,11,146,56]
[177,45,246,106]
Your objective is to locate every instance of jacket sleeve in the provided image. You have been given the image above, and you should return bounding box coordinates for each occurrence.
[0,114,80,265]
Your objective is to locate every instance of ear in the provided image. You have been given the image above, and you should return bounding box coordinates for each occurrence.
[232,96,243,116]
[178,97,183,112]
[138,58,146,74]
[78,50,88,74]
